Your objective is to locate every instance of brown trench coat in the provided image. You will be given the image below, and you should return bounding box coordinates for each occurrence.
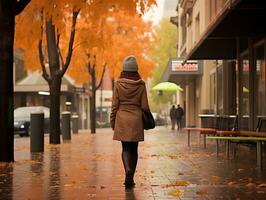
[110,78,150,142]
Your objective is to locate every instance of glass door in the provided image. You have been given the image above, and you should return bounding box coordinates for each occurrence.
[254,42,266,131]
[240,53,249,130]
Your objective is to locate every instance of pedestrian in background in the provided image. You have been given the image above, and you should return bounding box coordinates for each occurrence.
[110,55,150,188]
[176,104,184,131]
[170,105,177,130]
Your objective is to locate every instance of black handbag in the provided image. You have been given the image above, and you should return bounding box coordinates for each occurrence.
[142,110,155,130]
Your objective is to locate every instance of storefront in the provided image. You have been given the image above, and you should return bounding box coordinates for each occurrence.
[14,72,91,129]
[183,0,266,131]
[161,58,205,127]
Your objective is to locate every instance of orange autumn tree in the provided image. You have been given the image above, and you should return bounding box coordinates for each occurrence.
[15,0,156,144]
[67,11,155,133]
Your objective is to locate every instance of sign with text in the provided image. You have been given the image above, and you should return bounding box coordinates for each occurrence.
[172,60,199,72]
[75,87,85,93]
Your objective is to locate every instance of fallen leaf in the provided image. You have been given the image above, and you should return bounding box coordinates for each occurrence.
[168,188,184,197]
[175,180,190,186]
[246,182,256,188]
[87,194,96,198]
[196,189,208,196]
[167,155,178,159]
[211,176,221,182]
[257,184,266,188]
[227,181,238,186]
[200,179,209,184]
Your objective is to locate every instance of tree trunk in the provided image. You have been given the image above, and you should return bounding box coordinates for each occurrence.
[46,20,62,144]
[0,1,15,162]
[90,68,96,134]
[49,77,62,144]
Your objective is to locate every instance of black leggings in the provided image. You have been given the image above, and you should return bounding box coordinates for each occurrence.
[121,142,139,175]
[122,142,138,154]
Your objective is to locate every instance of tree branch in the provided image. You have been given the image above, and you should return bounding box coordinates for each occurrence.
[87,62,93,75]
[95,63,107,90]
[56,33,60,48]
[59,9,80,77]
[58,48,65,67]
[14,0,31,16]
[38,40,51,84]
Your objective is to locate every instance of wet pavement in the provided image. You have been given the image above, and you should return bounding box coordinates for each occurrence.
[1,127,266,200]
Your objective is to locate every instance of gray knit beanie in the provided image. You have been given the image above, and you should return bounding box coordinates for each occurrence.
[122,55,138,72]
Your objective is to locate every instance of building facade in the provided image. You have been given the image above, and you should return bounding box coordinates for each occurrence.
[14,51,91,129]
[173,0,266,130]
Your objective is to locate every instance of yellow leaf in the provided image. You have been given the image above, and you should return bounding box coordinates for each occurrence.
[175,180,190,186]
[196,189,208,196]
[64,184,72,187]
[168,189,184,197]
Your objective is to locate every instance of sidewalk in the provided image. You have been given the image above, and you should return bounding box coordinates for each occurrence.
[1,127,266,200]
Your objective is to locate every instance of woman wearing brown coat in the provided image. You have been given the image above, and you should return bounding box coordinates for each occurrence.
[110,55,150,188]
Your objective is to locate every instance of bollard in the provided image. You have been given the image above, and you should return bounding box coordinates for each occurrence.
[62,111,71,140]
[30,112,44,152]
[71,114,79,134]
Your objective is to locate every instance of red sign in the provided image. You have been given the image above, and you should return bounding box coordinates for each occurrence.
[172,60,198,72]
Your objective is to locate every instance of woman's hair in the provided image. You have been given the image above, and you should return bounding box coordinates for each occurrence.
[120,71,141,81]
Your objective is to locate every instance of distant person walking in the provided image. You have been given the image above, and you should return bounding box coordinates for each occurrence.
[110,55,150,188]
[176,104,184,131]
[170,105,177,130]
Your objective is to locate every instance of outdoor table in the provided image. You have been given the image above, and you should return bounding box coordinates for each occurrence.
[183,127,216,148]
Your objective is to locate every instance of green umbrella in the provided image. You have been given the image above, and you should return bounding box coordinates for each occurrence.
[152,82,183,92]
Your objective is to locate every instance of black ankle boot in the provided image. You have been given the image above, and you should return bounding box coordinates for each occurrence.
[124,171,135,188]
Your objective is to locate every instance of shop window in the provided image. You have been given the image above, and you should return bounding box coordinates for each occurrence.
[255,43,266,127]
[210,72,216,113]
[216,65,223,115]
[240,53,249,130]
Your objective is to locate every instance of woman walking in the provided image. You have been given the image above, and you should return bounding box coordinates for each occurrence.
[110,55,150,188]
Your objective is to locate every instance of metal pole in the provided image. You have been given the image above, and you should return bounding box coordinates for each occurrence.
[30,112,44,152]
[62,111,71,140]
[71,114,79,134]
[257,141,262,170]
[216,139,219,157]
[203,134,207,149]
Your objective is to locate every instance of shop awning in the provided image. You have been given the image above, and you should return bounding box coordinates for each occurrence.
[161,59,203,85]
[14,72,81,93]
[184,0,266,60]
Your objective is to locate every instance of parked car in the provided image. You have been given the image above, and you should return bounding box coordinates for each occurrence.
[14,106,50,137]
